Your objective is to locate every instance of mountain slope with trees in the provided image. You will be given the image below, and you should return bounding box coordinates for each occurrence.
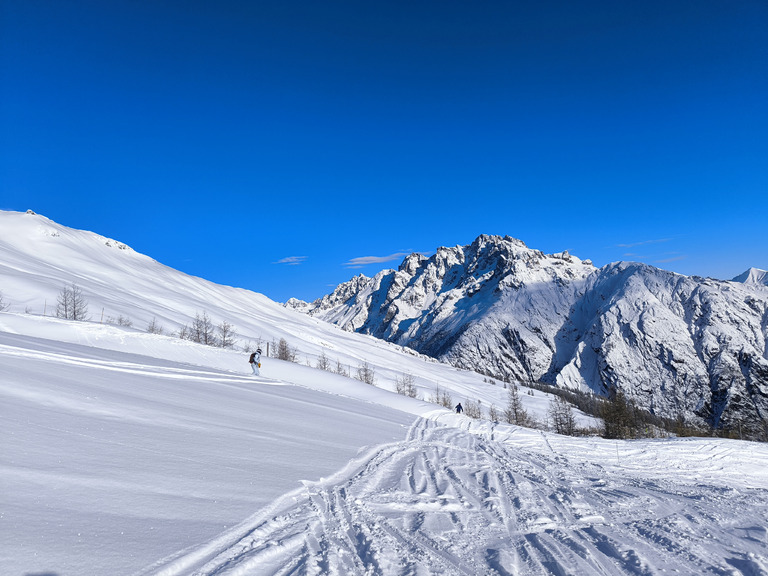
[294,235,768,432]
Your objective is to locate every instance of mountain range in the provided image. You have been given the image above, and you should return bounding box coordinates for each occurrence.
[3,209,768,574]
[290,235,768,430]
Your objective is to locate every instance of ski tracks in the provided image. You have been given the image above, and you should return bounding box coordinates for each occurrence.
[149,417,768,576]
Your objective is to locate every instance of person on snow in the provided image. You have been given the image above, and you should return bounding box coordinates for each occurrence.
[455,402,463,414]
[249,348,262,376]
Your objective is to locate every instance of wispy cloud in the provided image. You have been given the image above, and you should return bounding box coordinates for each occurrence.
[344,252,411,268]
[616,238,671,248]
[655,255,687,264]
[275,256,307,266]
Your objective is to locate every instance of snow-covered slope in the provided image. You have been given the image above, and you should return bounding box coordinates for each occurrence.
[148,417,768,576]
[1,210,598,418]
[3,314,768,576]
[0,315,414,575]
[2,211,768,575]
[733,267,768,287]
[300,235,768,429]
[554,262,768,430]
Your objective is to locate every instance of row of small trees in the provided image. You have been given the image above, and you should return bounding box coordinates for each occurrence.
[415,379,579,435]
[176,311,237,349]
[12,286,764,441]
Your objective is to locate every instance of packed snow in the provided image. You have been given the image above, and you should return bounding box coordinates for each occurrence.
[2,210,768,575]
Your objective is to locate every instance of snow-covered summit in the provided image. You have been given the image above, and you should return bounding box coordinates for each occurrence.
[733,267,768,287]
[302,235,768,429]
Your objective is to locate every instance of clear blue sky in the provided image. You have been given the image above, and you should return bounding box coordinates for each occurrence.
[2,0,766,302]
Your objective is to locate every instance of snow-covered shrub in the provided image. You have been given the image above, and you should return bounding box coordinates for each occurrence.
[316,351,331,371]
[395,372,418,398]
[430,385,453,409]
[146,317,164,335]
[463,399,482,419]
[355,361,376,386]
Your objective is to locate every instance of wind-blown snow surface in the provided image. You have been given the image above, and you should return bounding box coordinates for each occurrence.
[4,315,768,576]
[2,210,768,575]
[0,314,419,575]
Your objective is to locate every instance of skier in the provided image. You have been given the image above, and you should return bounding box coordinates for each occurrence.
[249,348,262,376]
[455,402,463,414]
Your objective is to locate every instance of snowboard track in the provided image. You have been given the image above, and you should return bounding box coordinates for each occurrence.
[149,418,768,576]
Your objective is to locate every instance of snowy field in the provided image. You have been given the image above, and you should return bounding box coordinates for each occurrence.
[2,211,768,575]
[2,314,768,576]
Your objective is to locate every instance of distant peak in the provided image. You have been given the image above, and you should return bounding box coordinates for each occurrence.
[732,267,768,286]
[469,233,527,249]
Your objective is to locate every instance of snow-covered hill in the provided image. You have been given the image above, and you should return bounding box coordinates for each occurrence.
[3,315,767,576]
[733,267,768,287]
[3,210,768,575]
[297,235,768,429]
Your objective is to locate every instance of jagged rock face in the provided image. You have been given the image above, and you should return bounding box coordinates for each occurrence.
[302,235,768,428]
[554,263,768,427]
[305,234,596,381]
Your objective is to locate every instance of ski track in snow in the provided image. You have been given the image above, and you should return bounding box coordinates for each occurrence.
[142,418,768,576]
[0,341,283,386]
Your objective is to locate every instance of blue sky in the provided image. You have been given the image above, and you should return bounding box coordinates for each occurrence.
[2,0,766,302]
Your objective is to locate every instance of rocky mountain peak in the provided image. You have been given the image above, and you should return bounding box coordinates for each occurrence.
[298,235,768,430]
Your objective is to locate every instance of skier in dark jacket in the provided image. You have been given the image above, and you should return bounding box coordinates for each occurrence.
[455,403,463,414]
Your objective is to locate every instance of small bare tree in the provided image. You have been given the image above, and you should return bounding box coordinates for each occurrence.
[430,385,453,409]
[241,338,263,354]
[316,350,331,371]
[147,317,164,335]
[335,359,349,377]
[355,361,376,386]
[191,311,216,346]
[107,314,133,327]
[277,337,297,362]
[177,324,191,340]
[217,320,237,349]
[0,291,8,312]
[463,399,482,419]
[395,372,418,398]
[56,283,89,321]
[548,395,577,436]
[488,404,500,422]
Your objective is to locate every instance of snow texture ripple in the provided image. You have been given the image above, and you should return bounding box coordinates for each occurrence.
[144,416,768,576]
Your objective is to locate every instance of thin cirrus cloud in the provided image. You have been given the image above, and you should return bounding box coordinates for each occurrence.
[343,252,411,269]
[655,255,687,264]
[275,256,307,266]
[616,238,671,248]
